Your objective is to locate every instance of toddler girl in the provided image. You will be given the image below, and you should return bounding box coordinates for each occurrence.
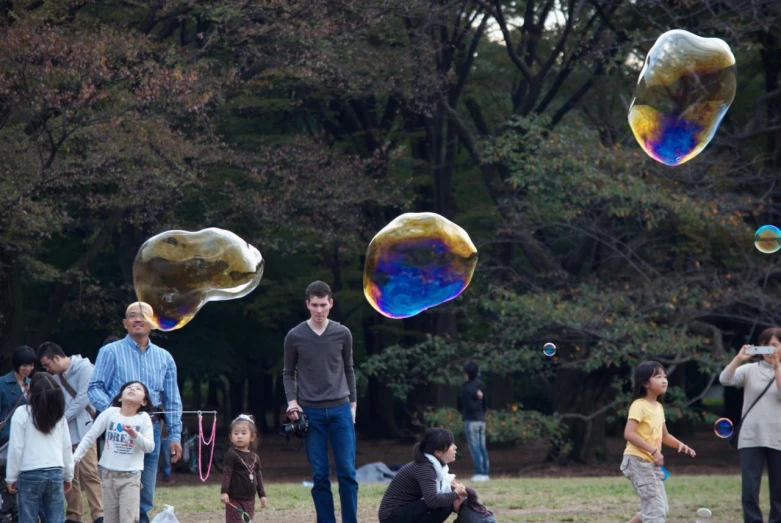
[220,414,267,522]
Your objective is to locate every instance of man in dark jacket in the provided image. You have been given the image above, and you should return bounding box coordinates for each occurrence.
[461,360,489,481]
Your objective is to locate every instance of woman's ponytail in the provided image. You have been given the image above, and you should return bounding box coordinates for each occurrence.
[413,428,455,463]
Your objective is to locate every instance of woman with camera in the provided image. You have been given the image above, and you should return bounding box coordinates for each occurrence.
[720,327,781,523]
[378,428,467,523]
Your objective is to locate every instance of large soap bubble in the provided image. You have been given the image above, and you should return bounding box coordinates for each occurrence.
[133,228,264,331]
[628,30,736,166]
[363,212,478,319]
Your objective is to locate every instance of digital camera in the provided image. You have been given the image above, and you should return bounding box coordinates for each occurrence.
[280,411,310,439]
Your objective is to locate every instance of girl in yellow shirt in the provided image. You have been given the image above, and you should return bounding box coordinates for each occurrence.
[621,361,696,523]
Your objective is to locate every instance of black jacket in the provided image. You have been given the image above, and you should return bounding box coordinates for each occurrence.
[460,378,486,422]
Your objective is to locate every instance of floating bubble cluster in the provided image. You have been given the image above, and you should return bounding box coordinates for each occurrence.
[629,30,736,166]
[543,343,557,357]
[363,213,478,319]
[713,417,734,439]
[133,228,264,331]
[754,225,781,254]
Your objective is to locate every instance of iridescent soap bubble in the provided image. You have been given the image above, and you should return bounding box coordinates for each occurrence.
[363,212,478,319]
[695,507,712,523]
[713,417,734,439]
[543,343,557,357]
[629,30,736,166]
[133,228,264,331]
[754,225,781,254]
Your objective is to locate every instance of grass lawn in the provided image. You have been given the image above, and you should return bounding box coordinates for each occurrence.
[151,474,761,522]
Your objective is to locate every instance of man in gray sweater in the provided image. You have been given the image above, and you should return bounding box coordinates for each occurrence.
[283,280,358,523]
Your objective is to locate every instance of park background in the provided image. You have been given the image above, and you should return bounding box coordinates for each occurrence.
[0,1,780,520]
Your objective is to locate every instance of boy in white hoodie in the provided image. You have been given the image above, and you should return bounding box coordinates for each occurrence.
[38,342,104,523]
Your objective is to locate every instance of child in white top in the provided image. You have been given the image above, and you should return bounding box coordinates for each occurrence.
[6,372,74,523]
[74,381,154,523]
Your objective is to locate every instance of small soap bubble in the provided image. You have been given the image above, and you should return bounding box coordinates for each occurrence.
[695,507,712,523]
[754,225,781,254]
[713,417,734,439]
[543,343,557,357]
[132,228,264,331]
[363,213,478,319]
[628,30,736,166]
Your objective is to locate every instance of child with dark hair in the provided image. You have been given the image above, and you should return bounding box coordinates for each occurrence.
[73,381,154,523]
[378,428,467,523]
[461,360,489,481]
[621,361,696,523]
[5,372,74,523]
[220,414,267,523]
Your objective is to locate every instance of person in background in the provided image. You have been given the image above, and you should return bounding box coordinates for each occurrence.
[720,327,781,523]
[0,346,37,444]
[461,360,489,482]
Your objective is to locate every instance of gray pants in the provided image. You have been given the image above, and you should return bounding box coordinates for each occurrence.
[620,455,668,522]
[101,469,141,523]
[740,447,781,523]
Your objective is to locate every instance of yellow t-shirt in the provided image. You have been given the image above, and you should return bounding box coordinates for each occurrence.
[623,398,665,462]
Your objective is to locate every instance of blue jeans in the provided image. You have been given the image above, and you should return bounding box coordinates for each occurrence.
[16,468,64,523]
[465,421,489,475]
[303,402,358,523]
[160,437,172,479]
[139,419,162,523]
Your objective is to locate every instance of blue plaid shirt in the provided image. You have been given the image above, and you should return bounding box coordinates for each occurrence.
[88,335,183,442]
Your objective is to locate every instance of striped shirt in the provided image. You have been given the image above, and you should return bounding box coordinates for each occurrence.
[88,334,183,441]
[378,461,458,521]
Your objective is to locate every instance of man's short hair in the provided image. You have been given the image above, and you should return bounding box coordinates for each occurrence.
[125,301,153,317]
[37,342,66,361]
[463,360,479,380]
[305,281,332,301]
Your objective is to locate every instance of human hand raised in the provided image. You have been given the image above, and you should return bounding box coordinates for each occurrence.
[737,345,754,362]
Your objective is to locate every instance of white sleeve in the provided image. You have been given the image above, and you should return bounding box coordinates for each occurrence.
[60,418,74,481]
[133,413,155,453]
[74,409,110,461]
[5,409,26,483]
[720,363,749,387]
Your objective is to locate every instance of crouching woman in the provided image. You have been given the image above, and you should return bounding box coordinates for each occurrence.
[378,428,467,523]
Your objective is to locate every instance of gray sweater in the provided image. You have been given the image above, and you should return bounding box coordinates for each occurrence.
[719,361,781,451]
[283,320,357,408]
[55,355,96,445]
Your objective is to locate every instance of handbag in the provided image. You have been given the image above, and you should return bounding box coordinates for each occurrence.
[729,376,775,449]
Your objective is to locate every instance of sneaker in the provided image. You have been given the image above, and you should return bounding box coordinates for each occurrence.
[471,474,489,482]
[163,476,175,484]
